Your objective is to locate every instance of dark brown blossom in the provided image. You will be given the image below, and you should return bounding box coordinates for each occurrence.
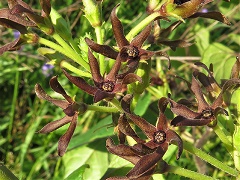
[169,66,240,127]
[0,0,52,55]
[35,76,87,156]
[85,4,170,77]
[108,94,182,179]
[63,49,142,103]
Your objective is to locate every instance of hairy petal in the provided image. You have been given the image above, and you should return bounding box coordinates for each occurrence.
[166,130,183,160]
[118,114,145,144]
[191,73,209,112]
[40,0,51,17]
[126,147,165,179]
[0,8,35,27]
[106,54,122,82]
[106,138,141,164]
[88,49,103,84]
[0,37,23,55]
[93,89,115,103]
[168,98,199,118]
[231,56,240,79]
[35,83,69,109]
[122,73,142,85]
[111,4,129,48]
[50,76,73,103]
[58,113,78,156]
[131,23,152,48]
[85,37,118,59]
[62,69,97,95]
[38,116,72,133]
[171,116,212,126]
[190,12,231,25]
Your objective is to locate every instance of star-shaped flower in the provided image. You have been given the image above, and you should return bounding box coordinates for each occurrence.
[35,76,87,156]
[85,4,170,77]
[112,94,183,179]
[63,49,142,103]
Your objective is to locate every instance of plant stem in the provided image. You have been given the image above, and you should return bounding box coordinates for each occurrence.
[95,26,105,75]
[0,163,18,180]
[60,61,92,78]
[87,105,118,113]
[183,141,238,177]
[168,165,214,180]
[109,98,123,112]
[52,33,90,71]
[213,124,234,157]
[126,11,160,41]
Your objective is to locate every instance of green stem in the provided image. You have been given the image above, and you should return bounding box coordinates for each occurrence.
[52,33,90,71]
[183,141,238,176]
[7,55,20,154]
[109,98,123,112]
[213,124,234,157]
[69,37,82,55]
[95,26,105,75]
[126,11,160,41]
[87,105,118,113]
[60,61,92,78]
[168,165,214,180]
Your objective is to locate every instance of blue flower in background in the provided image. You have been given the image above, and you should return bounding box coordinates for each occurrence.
[13,30,20,39]
[201,8,208,13]
[42,64,54,77]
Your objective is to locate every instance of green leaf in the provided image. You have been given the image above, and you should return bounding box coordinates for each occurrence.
[64,164,90,180]
[63,139,108,180]
[193,24,210,55]
[134,92,151,116]
[68,115,114,149]
[202,42,235,82]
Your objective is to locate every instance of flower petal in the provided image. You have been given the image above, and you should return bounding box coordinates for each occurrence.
[191,73,209,112]
[93,89,115,103]
[166,129,183,160]
[111,4,129,48]
[121,94,156,139]
[190,12,231,25]
[40,0,51,17]
[106,138,141,164]
[38,115,72,133]
[85,37,118,59]
[118,114,145,144]
[168,98,199,118]
[106,54,122,82]
[58,113,78,156]
[62,69,97,95]
[131,23,152,48]
[88,49,103,84]
[35,83,69,109]
[121,73,142,85]
[171,115,212,126]
[231,56,240,79]
[49,76,73,103]
[126,147,165,179]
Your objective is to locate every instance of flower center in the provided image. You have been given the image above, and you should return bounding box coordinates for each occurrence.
[153,130,166,144]
[101,81,115,92]
[202,109,213,118]
[127,46,139,58]
[174,0,190,5]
